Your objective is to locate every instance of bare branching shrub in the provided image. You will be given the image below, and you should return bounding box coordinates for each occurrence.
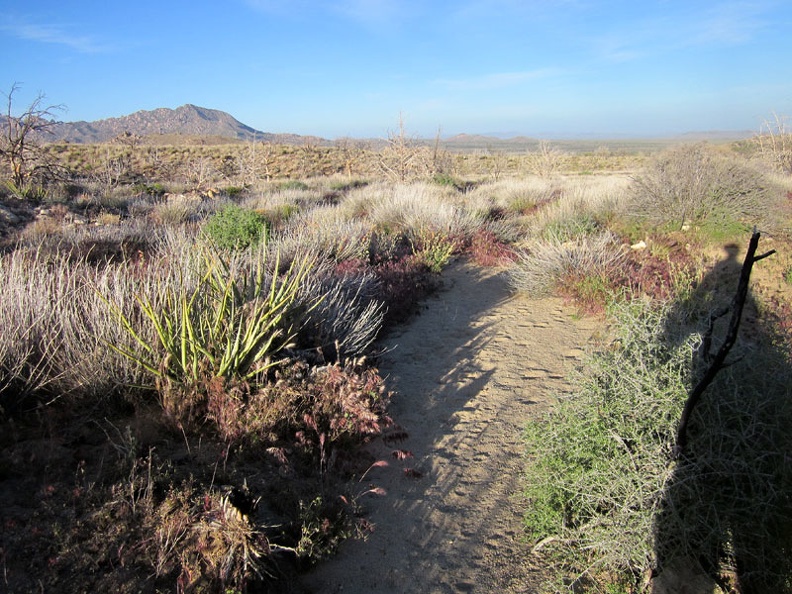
[628,143,777,230]
[755,112,792,174]
[1,83,66,194]
[378,114,433,182]
[525,140,565,177]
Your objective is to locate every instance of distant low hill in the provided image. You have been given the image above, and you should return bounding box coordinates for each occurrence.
[43,104,329,145]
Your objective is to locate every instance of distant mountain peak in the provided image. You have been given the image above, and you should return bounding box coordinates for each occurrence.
[43,105,274,143]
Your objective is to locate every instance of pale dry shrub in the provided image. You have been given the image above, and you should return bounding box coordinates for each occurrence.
[341,182,482,237]
[526,175,631,239]
[295,264,385,362]
[0,247,154,410]
[510,231,625,297]
[243,185,324,212]
[276,206,373,263]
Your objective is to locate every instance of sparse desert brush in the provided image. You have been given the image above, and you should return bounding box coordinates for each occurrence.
[627,143,781,233]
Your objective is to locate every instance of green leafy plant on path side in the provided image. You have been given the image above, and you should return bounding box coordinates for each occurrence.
[411,229,457,273]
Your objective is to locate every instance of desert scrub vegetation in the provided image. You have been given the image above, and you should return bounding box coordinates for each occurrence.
[0,171,469,591]
[3,124,792,592]
[626,143,782,236]
[204,202,268,249]
[524,297,792,592]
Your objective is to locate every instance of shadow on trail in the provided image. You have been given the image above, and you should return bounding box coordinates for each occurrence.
[302,259,574,593]
[653,242,792,593]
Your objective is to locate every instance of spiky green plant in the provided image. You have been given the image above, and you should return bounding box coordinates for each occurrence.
[101,244,318,391]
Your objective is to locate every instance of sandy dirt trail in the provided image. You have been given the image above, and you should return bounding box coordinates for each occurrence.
[301,261,602,593]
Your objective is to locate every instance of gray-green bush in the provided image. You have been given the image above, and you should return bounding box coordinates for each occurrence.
[523,298,792,591]
[628,143,778,232]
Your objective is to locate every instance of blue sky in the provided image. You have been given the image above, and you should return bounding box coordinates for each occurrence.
[1,0,791,138]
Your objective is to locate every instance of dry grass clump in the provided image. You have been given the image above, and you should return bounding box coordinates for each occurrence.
[295,265,385,362]
[339,182,483,237]
[510,231,625,303]
[0,247,153,412]
[277,206,373,264]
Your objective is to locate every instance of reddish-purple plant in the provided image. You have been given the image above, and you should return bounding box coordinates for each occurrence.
[465,229,517,267]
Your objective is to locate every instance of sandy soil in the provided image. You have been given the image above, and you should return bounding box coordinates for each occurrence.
[301,260,603,594]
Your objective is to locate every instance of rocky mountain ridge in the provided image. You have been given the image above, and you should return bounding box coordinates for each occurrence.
[41,104,328,145]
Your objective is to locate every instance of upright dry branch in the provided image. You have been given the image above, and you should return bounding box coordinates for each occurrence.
[674,229,775,455]
[1,83,65,192]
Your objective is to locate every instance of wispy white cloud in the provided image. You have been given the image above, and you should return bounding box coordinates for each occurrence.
[693,1,772,45]
[433,69,561,91]
[590,1,777,64]
[2,20,112,53]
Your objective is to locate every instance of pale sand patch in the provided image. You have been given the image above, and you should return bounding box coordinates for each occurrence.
[301,260,602,593]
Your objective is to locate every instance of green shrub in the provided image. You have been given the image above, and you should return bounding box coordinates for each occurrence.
[431,172,461,188]
[223,185,246,198]
[205,204,267,250]
[411,229,457,273]
[279,180,310,191]
[523,299,792,591]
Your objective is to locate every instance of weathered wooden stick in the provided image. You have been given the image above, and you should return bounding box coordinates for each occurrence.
[674,229,775,456]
